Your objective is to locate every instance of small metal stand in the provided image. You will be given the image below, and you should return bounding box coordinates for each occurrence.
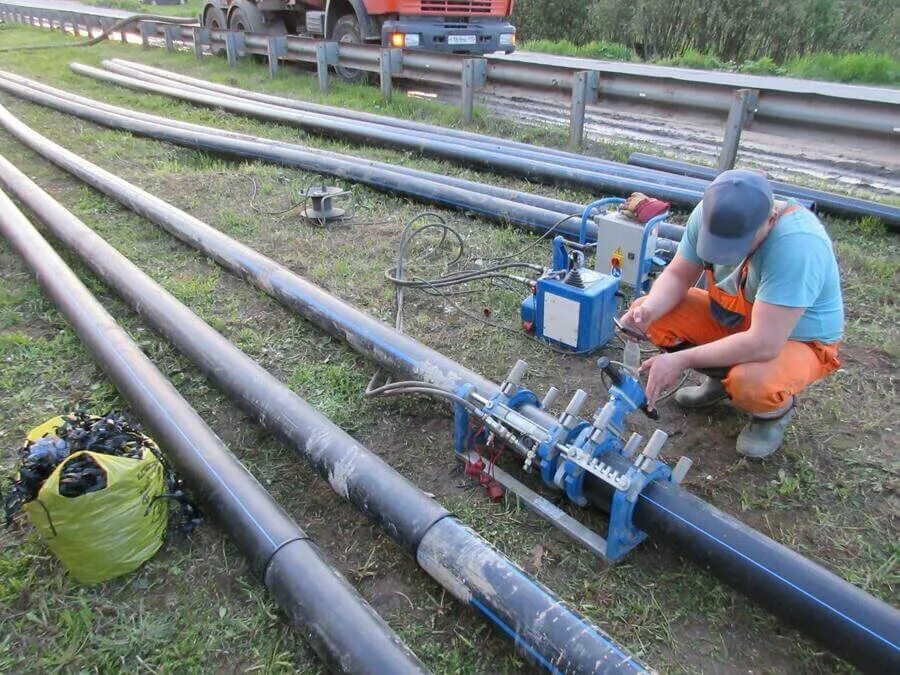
[301,185,349,224]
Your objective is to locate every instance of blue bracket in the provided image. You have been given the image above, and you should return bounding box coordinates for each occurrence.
[453,383,476,455]
[632,211,670,301]
[538,420,588,487]
[579,197,625,246]
[606,460,672,561]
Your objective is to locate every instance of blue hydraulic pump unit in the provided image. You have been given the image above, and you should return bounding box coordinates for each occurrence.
[521,197,671,354]
[520,236,619,353]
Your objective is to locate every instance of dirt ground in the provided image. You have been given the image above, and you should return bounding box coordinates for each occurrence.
[0,22,897,674]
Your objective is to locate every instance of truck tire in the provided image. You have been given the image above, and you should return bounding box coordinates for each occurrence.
[332,14,369,83]
[202,5,228,55]
[228,0,286,35]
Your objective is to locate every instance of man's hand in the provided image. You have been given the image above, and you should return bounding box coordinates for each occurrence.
[619,303,653,341]
[639,351,686,406]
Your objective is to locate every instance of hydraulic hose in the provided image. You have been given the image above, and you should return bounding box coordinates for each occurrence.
[0,167,427,675]
[627,152,900,228]
[0,105,646,674]
[2,96,894,670]
[69,62,709,208]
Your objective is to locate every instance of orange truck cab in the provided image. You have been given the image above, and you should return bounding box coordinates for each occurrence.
[202,0,517,56]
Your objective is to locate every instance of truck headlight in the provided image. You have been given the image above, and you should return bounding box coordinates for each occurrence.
[390,32,420,48]
[499,33,515,46]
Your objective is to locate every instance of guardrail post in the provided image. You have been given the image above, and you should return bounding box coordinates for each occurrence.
[569,70,599,149]
[461,58,487,124]
[192,27,210,57]
[316,41,338,92]
[267,35,287,77]
[379,48,402,100]
[225,31,244,67]
[718,88,753,171]
[164,23,180,52]
[138,20,153,48]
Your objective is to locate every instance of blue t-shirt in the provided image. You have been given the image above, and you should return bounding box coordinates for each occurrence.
[677,200,844,343]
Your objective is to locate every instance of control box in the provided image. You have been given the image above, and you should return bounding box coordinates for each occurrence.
[521,269,619,353]
[592,211,658,285]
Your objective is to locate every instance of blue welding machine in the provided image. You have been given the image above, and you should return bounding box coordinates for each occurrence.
[521,235,620,353]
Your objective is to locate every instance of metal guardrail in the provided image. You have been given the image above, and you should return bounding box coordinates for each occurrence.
[1,2,897,156]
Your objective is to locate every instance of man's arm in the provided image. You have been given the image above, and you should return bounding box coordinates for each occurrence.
[640,300,804,404]
[620,252,703,335]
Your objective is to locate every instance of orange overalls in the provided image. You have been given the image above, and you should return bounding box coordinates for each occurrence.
[636,206,841,414]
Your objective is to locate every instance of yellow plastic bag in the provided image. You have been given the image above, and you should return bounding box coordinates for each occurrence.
[23,418,168,584]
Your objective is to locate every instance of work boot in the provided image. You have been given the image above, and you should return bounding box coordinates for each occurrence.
[674,375,728,409]
[736,399,795,459]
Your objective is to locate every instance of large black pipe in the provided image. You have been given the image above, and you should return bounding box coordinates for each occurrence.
[0,165,427,674]
[100,59,713,194]
[628,152,900,228]
[0,71,685,249]
[97,59,886,229]
[69,62,709,208]
[0,104,645,674]
[3,91,895,670]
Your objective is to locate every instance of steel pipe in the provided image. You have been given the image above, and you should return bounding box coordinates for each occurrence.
[627,153,900,228]
[0,163,427,675]
[3,94,894,670]
[0,104,645,674]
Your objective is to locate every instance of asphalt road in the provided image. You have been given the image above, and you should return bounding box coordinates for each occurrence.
[493,51,900,105]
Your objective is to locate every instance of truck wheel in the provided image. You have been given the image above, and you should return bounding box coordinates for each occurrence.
[202,5,228,55]
[228,0,286,35]
[332,14,369,84]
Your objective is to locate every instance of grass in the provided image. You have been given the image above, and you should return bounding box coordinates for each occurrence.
[86,0,205,19]
[523,40,899,86]
[0,23,897,674]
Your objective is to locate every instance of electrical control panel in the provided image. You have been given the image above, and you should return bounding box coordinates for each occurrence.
[592,210,658,285]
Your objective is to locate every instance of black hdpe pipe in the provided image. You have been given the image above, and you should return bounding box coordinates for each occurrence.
[69,62,709,208]
[0,163,427,674]
[0,71,684,248]
[0,105,646,675]
[100,59,711,193]
[97,60,681,242]
[628,152,900,228]
[96,59,849,227]
[3,97,894,671]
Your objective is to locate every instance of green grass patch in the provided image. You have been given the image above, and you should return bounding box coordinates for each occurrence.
[522,39,635,61]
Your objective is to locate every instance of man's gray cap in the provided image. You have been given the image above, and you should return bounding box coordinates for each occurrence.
[697,169,774,265]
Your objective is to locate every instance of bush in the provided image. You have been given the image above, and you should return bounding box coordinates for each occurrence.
[785,52,898,85]
[654,49,726,71]
[739,56,783,75]
[524,39,635,61]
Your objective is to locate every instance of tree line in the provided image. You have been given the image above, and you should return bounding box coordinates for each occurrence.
[512,0,898,62]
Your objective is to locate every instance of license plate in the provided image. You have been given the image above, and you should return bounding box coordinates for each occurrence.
[448,34,477,45]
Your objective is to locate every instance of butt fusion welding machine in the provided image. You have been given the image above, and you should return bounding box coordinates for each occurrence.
[521,197,670,353]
